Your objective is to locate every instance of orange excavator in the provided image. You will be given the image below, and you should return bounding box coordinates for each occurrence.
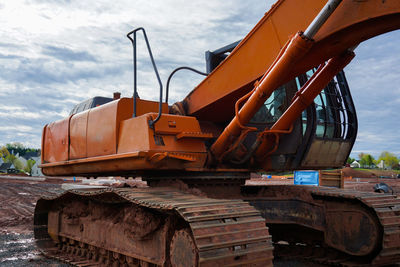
[34,0,400,266]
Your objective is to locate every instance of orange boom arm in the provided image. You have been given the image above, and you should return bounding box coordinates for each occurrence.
[180,0,400,123]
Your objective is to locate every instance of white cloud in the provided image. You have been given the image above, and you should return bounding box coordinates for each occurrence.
[0,125,33,132]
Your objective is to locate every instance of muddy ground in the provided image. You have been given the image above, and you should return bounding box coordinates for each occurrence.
[0,176,68,266]
[3,172,395,266]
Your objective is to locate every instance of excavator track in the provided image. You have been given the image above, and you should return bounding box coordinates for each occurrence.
[244,185,400,266]
[313,187,400,266]
[34,187,274,267]
[313,188,400,266]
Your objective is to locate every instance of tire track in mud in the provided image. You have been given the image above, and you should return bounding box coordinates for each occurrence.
[0,180,61,229]
[0,177,66,266]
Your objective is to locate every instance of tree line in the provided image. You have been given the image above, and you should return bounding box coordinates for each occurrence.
[0,142,40,173]
[347,151,400,170]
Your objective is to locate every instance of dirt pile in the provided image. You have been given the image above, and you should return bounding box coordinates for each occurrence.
[342,167,399,179]
[342,167,375,178]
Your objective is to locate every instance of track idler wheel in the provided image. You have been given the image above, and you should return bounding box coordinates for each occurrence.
[170,229,198,267]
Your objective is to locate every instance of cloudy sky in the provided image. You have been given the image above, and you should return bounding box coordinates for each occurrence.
[0,0,399,159]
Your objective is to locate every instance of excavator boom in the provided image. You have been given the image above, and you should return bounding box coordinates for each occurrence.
[180,0,400,122]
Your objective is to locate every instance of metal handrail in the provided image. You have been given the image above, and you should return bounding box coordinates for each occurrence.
[127,27,163,128]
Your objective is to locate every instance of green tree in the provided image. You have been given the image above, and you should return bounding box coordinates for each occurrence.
[5,142,40,157]
[6,142,26,156]
[378,151,399,169]
[24,159,36,174]
[365,154,375,168]
[13,158,23,171]
[359,153,375,168]
[346,157,355,164]
[4,153,17,164]
[0,146,10,160]
[3,153,22,170]
[4,154,22,171]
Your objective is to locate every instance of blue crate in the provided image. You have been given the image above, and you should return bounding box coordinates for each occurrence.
[294,170,319,186]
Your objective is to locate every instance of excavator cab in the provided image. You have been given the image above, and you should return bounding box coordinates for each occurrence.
[205,41,357,171]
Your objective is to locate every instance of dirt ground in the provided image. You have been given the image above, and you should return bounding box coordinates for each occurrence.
[342,167,399,179]
[0,176,68,266]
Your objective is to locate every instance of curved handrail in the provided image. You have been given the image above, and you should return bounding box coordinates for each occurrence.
[127,27,163,128]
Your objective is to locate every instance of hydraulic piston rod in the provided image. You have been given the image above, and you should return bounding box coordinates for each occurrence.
[303,0,343,39]
[254,50,355,158]
[210,0,343,162]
